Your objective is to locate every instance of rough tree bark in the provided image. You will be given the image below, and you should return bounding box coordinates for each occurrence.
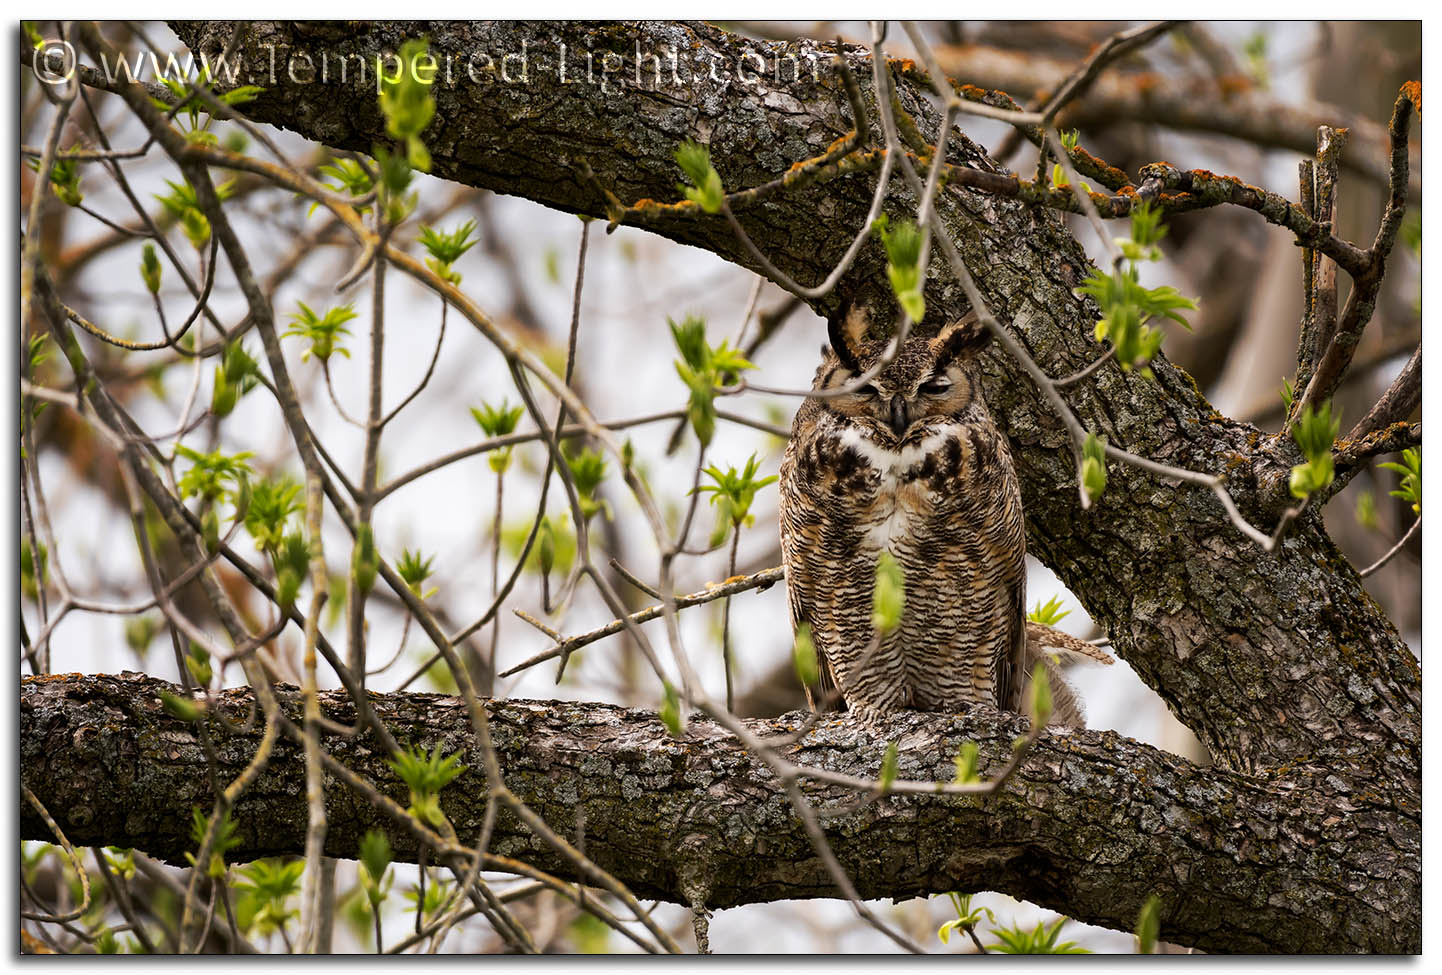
[20,672,1417,953]
[23,21,1419,953]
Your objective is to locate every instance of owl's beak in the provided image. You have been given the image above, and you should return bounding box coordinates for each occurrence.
[888,395,909,437]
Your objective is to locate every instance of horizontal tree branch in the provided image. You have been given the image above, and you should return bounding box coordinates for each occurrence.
[20,673,1420,954]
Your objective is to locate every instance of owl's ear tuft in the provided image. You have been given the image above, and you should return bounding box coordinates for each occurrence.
[932,311,991,367]
[826,300,872,374]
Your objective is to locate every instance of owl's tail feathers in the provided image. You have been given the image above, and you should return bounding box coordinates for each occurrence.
[1025,621,1114,666]
[1023,622,1111,730]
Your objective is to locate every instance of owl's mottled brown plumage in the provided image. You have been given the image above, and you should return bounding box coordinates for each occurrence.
[780,306,1088,727]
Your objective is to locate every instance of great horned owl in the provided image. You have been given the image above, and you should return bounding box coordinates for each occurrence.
[780,304,1095,728]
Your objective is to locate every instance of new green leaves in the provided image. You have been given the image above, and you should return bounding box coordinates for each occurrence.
[1379,447,1421,515]
[397,547,436,599]
[565,446,610,523]
[953,741,980,785]
[878,741,899,793]
[357,829,393,908]
[659,680,684,737]
[471,398,523,473]
[872,214,926,322]
[418,219,477,284]
[675,141,724,213]
[1081,432,1108,506]
[937,892,993,945]
[244,477,302,554]
[30,155,83,206]
[235,859,305,936]
[1076,203,1197,374]
[792,624,820,688]
[378,38,436,173]
[1028,663,1052,728]
[694,453,778,545]
[154,177,236,250]
[1027,595,1071,627]
[140,243,163,294]
[283,301,357,362]
[872,551,905,634]
[388,742,466,829]
[989,918,1090,954]
[210,339,259,417]
[1288,401,1340,500]
[1135,894,1162,954]
[670,314,754,446]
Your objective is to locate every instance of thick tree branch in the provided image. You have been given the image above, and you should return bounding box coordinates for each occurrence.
[20,673,1420,954]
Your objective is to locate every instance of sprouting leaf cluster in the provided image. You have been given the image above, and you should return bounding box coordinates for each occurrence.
[694,453,777,545]
[670,314,754,446]
[176,446,253,549]
[317,157,375,214]
[1379,447,1420,516]
[154,176,236,250]
[357,829,393,909]
[378,38,437,173]
[937,892,994,945]
[1081,431,1108,506]
[185,641,213,687]
[988,917,1090,953]
[1135,893,1162,954]
[244,477,302,554]
[1076,202,1198,374]
[1049,130,1090,193]
[418,219,477,284]
[658,680,684,737]
[186,806,241,878]
[1288,401,1340,500]
[675,140,724,213]
[283,301,358,362]
[140,242,163,294]
[564,445,610,523]
[211,339,260,417]
[235,858,304,937]
[30,155,83,206]
[792,624,819,688]
[872,213,926,323]
[151,69,263,147]
[388,742,467,829]
[397,547,437,599]
[871,550,905,634]
[1027,594,1071,627]
[1028,662,1052,727]
[471,399,524,473]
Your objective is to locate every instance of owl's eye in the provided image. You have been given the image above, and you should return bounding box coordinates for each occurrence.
[920,378,953,395]
[857,383,881,398]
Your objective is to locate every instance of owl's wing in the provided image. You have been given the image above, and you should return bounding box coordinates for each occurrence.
[960,425,1030,715]
[779,433,844,713]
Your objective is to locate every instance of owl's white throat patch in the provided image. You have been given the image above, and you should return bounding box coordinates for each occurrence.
[837,424,957,475]
[836,424,962,553]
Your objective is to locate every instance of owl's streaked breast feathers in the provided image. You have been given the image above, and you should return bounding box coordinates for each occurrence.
[780,305,1102,728]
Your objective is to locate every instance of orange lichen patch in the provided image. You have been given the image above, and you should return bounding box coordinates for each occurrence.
[1217,74,1253,100]
[1402,80,1421,113]
[958,83,989,100]
[888,56,917,73]
[1133,72,1162,95]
